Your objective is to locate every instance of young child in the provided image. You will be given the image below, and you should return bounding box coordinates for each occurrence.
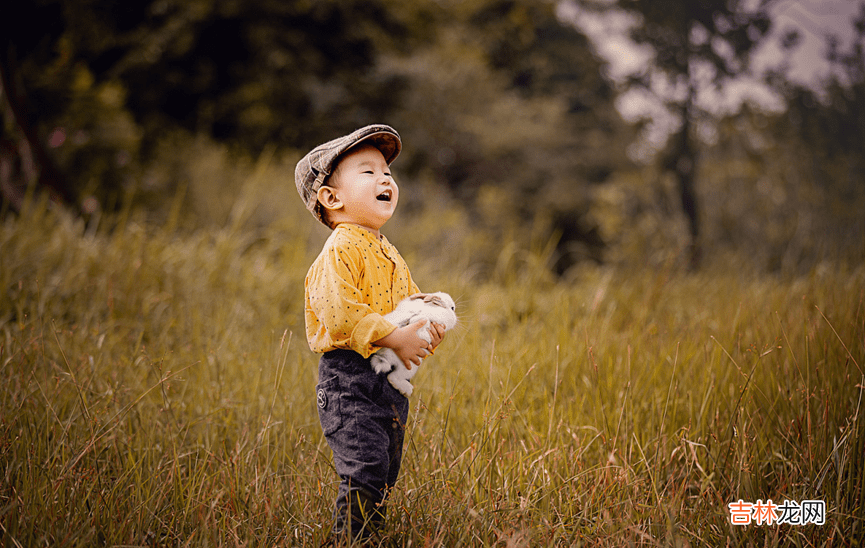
[296,124,446,540]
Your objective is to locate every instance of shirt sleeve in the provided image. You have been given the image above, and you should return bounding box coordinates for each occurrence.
[305,244,396,358]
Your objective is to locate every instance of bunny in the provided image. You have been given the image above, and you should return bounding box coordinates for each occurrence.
[371,292,457,397]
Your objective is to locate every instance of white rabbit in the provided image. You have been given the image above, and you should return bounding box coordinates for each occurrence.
[371,292,457,397]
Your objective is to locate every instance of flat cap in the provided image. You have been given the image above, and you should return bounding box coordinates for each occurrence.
[295,124,401,226]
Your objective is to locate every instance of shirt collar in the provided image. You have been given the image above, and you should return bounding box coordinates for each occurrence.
[336,223,399,261]
[336,222,390,245]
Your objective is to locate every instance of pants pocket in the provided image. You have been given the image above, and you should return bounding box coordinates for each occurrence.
[316,375,343,436]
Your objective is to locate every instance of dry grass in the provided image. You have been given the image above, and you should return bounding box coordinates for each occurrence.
[1,196,863,546]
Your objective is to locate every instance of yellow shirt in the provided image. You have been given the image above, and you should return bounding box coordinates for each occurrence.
[305,223,421,357]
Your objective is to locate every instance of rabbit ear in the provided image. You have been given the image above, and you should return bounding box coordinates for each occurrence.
[426,295,446,308]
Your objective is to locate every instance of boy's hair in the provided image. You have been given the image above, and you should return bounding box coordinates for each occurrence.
[295,125,401,228]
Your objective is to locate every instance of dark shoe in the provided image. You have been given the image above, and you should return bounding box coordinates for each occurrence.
[333,487,386,543]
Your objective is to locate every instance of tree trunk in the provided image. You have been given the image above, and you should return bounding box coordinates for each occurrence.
[0,42,77,212]
[665,99,701,269]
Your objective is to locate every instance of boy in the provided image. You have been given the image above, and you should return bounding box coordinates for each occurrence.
[296,124,446,540]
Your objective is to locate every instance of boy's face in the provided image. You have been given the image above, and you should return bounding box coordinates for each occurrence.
[318,144,399,235]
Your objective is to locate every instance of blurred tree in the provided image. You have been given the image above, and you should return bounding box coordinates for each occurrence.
[1,0,428,212]
[694,3,865,272]
[383,0,633,273]
[762,3,865,268]
[590,0,775,268]
[97,0,432,148]
[1,2,78,211]
[2,0,632,275]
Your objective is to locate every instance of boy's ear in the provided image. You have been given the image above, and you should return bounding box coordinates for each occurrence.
[316,185,343,211]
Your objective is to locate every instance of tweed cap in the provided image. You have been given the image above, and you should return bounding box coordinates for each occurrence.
[295,124,401,226]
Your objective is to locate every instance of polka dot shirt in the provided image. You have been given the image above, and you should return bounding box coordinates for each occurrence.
[305,223,421,358]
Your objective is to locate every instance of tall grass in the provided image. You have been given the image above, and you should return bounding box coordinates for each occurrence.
[1,196,862,546]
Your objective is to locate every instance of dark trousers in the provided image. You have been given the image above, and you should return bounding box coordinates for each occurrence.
[316,349,409,539]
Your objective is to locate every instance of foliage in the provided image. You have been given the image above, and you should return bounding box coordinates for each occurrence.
[695,5,865,273]
[697,102,864,274]
[3,0,633,271]
[9,0,426,147]
[2,0,864,276]
[380,0,634,272]
[579,0,776,267]
[1,186,864,546]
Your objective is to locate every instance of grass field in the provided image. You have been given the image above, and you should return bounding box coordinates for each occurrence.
[1,199,863,546]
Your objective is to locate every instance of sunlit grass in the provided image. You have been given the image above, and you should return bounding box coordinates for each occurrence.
[1,196,863,546]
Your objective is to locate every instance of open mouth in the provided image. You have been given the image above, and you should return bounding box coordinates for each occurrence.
[376,189,392,202]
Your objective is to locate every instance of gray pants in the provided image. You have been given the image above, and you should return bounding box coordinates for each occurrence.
[316,349,409,539]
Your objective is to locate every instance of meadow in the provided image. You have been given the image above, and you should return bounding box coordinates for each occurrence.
[1,192,863,547]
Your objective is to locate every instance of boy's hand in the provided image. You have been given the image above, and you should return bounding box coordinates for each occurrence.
[374,319,432,369]
[408,294,447,350]
[428,322,445,350]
